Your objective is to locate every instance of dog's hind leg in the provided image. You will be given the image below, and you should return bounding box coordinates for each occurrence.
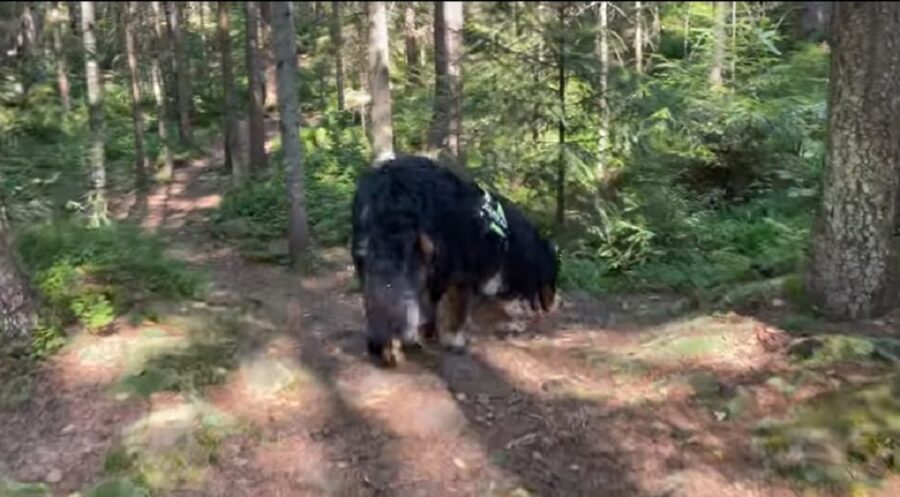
[438,284,472,353]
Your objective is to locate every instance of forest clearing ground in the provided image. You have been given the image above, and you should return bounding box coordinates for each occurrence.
[4,130,900,497]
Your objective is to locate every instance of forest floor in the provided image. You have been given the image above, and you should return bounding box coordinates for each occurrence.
[3,128,900,497]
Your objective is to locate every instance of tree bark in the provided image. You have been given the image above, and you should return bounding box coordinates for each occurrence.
[683,2,690,56]
[169,1,194,146]
[808,2,900,320]
[68,0,79,36]
[150,1,174,181]
[368,1,394,165]
[730,1,737,80]
[125,2,148,190]
[330,1,345,111]
[633,1,642,73]
[596,1,610,179]
[403,2,420,85]
[259,1,278,111]
[0,207,36,340]
[709,1,725,87]
[245,1,268,172]
[428,1,464,169]
[272,1,312,270]
[81,1,108,227]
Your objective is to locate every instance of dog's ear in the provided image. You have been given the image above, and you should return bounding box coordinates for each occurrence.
[417,233,435,261]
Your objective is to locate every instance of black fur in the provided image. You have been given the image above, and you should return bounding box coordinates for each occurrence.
[351,155,559,365]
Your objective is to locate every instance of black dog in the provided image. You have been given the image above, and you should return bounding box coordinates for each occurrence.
[351,155,559,366]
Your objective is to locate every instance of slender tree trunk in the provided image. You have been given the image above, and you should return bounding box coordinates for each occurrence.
[68,0,80,36]
[428,1,464,169]
[330,1,345,111]
[633,1,642,73]
[51,2,71,113]
[808,2,900,320]
[368,1,394,165]
[556,3,567,230]
[219,2,246,183]
[125,2,148,190]
[709,1,725,87]
[272,1,312,269]
[169,1,194,146]
[683,2,690,57]
[245,1,268,172]
[81,1,108,227]
[151,2,174,181]
[0,207,36,340]
[596,1,610,178]
[259,1,278,111]
[403,2,420,85]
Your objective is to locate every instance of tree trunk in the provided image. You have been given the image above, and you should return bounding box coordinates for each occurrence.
[259,1,278,111]
[330,1,345,111]
[0,208,36,340]
[245,1,268,172]
[169,1,194,146]
[272,1,312,270]
[633,1,642,73]
[730,1,737,80]
[68,0,79,36]
[428,1,464,169]
[808,2,900,320]
[368,1,394,165]
[125,2,148,190]
[219,2,246,184]
[151,2,174,181]
[403,2,420,85]
[556,3,566,230]
[81,1,108,227]
[596,1,610,178]
[709,1,725,87]
[683,2,690,56]
[51,2,71,113]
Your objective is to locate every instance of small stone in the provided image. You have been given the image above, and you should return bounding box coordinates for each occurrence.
[569,464,581,471]
[337,461,349,469]
[46,468,63,483]
[771,298,785,308]
[455,393,467,402]
[531,451,543,461]
[61,424,76,435]
[453,458,467,469]
[115,392,130,401]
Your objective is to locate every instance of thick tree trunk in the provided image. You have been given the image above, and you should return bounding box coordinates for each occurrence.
[151,2,174,181]
[709,1,725,87]
[368,1,394,165]
[245,1,268,172]
[330,1,345,111]
[0,209,36,340]
[808,2,900,320]
[272,1,312,270]
[634,1,642,73]
[51,2,71,113]
[259,1,278,111]
[403,2,420,85]
[428,1,463,169]
[169,1,194,146]
[596,1,610,179]
[81,1,108,227]
[125,2,148,190]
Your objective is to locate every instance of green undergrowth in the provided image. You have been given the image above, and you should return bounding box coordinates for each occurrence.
[16,221,204,334]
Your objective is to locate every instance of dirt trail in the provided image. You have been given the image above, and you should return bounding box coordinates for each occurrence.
[3,133,899,497]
